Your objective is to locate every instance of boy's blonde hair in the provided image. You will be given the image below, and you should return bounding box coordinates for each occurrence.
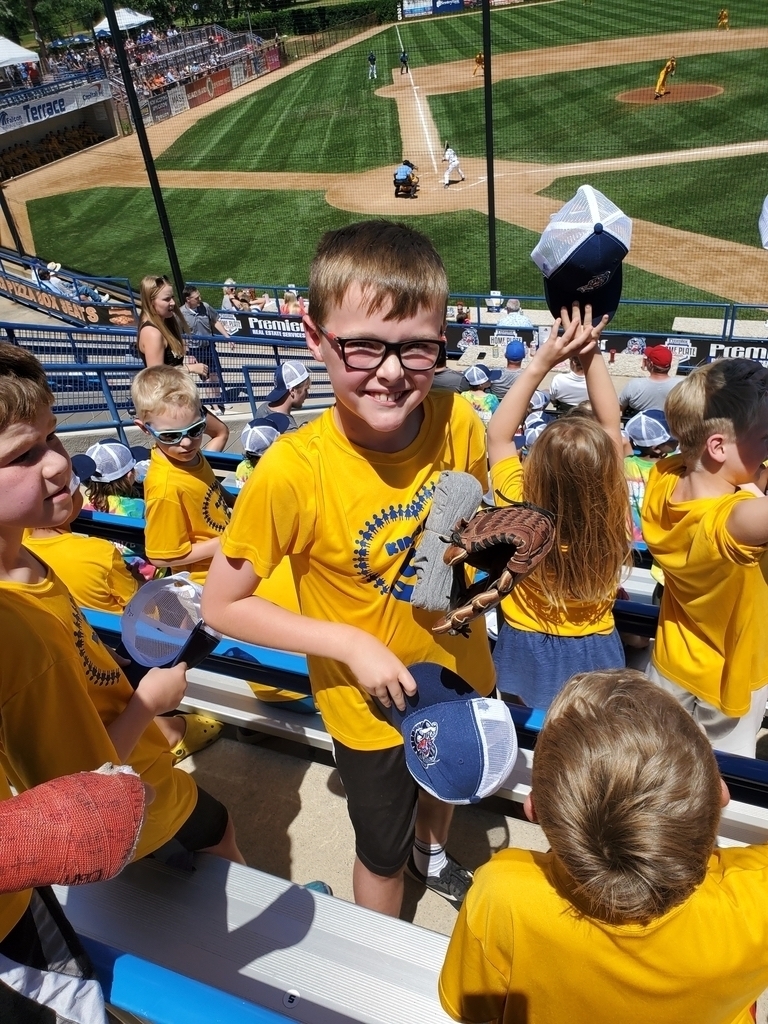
[138,275,186,360]
[665,358,768,462]
[520,416,631,610]
[0,343,53,430]
[532,669,722,925]
[131,365,201,422]
[308,220,449,328]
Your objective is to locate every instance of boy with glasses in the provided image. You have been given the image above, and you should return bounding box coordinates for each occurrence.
[203,220,495,916]
[132,366,233,584]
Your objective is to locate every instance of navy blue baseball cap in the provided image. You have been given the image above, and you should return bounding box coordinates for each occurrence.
[377,663,518,804]
[531,185,632,325]
[265,360,310,404]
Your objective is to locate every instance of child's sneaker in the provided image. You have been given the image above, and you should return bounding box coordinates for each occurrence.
[406,852,473,909]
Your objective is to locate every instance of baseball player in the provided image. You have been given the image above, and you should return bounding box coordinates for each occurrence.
[654,56,676,99]
[367,51,377,80]
[442,143,465,187]
[717,7,730,28]
[473,52,484,77]
[400,50,409,74]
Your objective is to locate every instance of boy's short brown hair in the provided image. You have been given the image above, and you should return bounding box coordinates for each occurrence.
[532,669,722,925]
[308,220,449,328]
[0,343,53,431]
[131,365,201,422]
[665,358,768,462]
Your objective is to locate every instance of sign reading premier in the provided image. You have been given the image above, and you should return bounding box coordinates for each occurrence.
[0,80,111,134]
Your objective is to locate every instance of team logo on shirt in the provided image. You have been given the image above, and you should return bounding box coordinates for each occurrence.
[68,595,122,687]
[410,719,439,767]
[353,483,434,602]
[202,482,231,532]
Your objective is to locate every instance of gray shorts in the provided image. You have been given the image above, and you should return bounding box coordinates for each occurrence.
[646,662,767,758]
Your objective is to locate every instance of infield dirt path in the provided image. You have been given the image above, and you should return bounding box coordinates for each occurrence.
[6,25,768,302]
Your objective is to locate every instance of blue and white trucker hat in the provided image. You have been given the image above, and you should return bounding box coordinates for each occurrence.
[377,662,518,804]
[463,364,502,387]
[531,185,632,324]
[240,413,290,456]
[625,411,674,448]
[265,360,310,403]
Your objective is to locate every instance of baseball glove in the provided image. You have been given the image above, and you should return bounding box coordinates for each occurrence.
[432,500,556,637]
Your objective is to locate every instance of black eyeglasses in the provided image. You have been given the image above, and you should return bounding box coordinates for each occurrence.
[145,417,206,445]
[316,325,444,371]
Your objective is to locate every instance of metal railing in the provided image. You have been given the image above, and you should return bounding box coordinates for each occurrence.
[0,68,107,109]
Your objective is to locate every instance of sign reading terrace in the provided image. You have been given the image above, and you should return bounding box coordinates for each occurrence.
[0,80,112,134]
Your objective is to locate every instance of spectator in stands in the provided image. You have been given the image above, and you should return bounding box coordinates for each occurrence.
[280,289,306,315]
[454,301,471,324]
[39,262,109,304]
[496,298,533,328]
[549,355,588,411]
[236,414,289,489]
[0,346,244,986]
[79,440,146,518]
[619,344,679,415]
[642,359,768,757]
[179,286,230,414]
[461,364,500,426]
[439,668,768,1024]
[203,220,496,917]
[430,345,467,393]
[486,304,630,711]
[624,411,677,545]
[137,275,228,450]
[255,360,311,431]
[222,278,247,311]
[490,339,526,400]
[133,365,234,585]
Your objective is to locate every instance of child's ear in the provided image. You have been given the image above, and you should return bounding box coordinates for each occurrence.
[303,316,325,363]
[134,419,150,436]
[704,433,728,465]
[720,779,730,808]
[523,792,538,823]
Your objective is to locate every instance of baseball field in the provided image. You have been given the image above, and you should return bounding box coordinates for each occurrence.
[10,0,768,326]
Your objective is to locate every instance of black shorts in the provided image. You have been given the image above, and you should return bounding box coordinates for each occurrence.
[332,739,419,876]
[173,785,229,852]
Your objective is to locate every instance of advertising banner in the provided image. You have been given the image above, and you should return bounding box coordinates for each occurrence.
[265,46,281,71]
[0,272,136,328]
[148,92,172,123]
[167,85,189,116]
[230,61,246,89]
[216,310,305,343]
[184,68,233,109]
[402,0,432,15]
[252,51,267,76]
[0,78,112,135]
[209,67,233,99]
[445,323,535,354]
[432,0,464,14]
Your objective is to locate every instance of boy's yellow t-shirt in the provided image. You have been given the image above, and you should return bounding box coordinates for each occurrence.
[23,531,138,612]
[221,393,496,750]
[642,455,768,716]
[439,845,768,1024]
[143,448,231,583]
[490,456,614,636]
[0,568,197,922]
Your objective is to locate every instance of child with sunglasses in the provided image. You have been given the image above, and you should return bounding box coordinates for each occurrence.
[132,366,233,584]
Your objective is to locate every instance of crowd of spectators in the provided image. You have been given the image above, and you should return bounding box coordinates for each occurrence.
[0,123,104,179]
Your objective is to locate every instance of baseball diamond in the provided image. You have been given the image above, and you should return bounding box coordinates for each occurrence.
[6,0,768,311]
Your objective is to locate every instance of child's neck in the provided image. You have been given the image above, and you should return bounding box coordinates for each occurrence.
[673,463,738,502]
[29,524,72,539]
[0,528,48,584]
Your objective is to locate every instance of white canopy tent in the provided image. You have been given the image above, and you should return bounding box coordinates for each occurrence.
[0,37,39,67]
[93,8,154,33]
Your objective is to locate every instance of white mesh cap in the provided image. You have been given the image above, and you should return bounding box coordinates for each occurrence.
[121,574,217,667]
[470,698,519,800]
[84,441,136,483]
[531,185,632,278]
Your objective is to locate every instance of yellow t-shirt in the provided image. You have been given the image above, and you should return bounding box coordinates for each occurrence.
[642,455,768,716]
[490,456,614,636]
[143,448,230,583]
[23,531,138,612]
[221,393,496,750]
[439,845,768,1024]
[0,568,197,916]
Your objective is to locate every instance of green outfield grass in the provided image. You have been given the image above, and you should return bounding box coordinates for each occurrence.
[429,50,768,163]
[27,185,725,329]
[542,152,768,249]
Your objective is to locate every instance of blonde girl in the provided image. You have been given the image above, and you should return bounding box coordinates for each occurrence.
[136,274,228,451]
[487,304,631,710]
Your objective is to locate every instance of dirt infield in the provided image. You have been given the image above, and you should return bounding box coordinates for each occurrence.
[617,84,724,103]
[5,26,768,302]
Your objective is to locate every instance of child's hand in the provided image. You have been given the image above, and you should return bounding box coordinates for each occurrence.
[136,663,188,716]
[560,302,609,359]
[345,635,417,711]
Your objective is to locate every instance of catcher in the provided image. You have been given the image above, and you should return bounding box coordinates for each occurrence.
[483,302,632,711]
[654,56,676,99]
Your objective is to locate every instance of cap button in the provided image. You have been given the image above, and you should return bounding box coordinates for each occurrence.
[594,222,604,234]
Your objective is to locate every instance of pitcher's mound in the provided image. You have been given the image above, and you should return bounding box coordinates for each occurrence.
[617,84,724,105]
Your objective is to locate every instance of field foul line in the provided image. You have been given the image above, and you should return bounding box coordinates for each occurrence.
[397,23,439,171]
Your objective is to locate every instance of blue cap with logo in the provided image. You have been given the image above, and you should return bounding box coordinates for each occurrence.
[505,340,526,362]
[376,662,518,804]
